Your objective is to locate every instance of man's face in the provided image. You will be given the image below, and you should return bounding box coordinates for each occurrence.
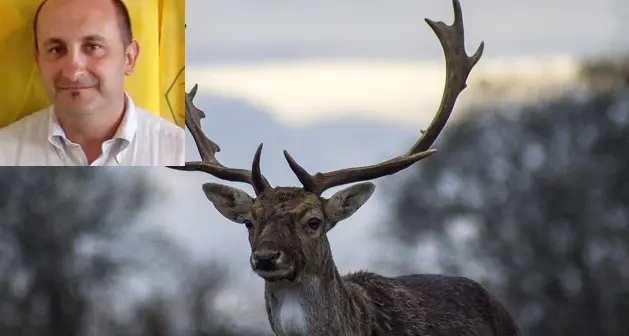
[35,0,138,114]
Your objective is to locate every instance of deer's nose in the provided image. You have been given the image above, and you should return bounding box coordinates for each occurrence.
[251,249,282,270]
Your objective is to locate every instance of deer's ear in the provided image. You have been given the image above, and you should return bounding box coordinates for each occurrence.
[202,183,253,223]
[324,182,376,224]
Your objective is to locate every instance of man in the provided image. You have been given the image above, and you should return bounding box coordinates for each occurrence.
[0,0,185,166]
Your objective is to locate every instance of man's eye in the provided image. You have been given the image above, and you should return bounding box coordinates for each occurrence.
[86,44,102,51]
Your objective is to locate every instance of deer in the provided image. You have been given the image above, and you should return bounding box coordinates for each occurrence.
[170,1,521,335]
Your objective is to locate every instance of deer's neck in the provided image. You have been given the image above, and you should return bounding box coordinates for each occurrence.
[264,262,365,336]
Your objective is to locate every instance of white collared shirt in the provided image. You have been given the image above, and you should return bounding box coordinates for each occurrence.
[0,94,185,166]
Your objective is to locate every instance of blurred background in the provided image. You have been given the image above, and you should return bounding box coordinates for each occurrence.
[2,0,629,335]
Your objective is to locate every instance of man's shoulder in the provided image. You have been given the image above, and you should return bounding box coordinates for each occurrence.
[134,107,185,139]
[0,108,50,166]
[0,107,49,140]
[132,107,185,166]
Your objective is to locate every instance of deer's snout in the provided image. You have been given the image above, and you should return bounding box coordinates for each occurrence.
[250,249,283,271]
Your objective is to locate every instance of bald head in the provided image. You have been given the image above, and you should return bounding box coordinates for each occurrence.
[33,0,133,51]
[33,0,141,118]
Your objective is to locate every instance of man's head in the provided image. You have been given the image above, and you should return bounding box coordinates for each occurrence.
[33,0,139,115]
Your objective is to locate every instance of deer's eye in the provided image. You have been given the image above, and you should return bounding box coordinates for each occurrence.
[243,220,253,230]
[307,218,322,230]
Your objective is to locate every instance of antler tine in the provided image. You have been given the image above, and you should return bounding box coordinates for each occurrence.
[283,149,436,196]
[283,0,483,196]
[168,84,272,196]
[408,0,484,154]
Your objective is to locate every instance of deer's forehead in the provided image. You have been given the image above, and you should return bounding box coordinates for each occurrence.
[251,189,322,219]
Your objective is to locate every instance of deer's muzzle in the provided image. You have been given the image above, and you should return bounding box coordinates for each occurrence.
[251,249,282,271]
[250,247,296,282]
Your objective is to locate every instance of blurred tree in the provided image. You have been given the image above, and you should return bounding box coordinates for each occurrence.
[132,294,173,336]
[110,260,256,336]
[388,88,629,336]
[0,167,154,336]
[580,55,629,92]
[184,261,230,335]
[0,167,267,335]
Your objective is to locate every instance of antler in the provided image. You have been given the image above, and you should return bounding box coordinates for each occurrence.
[283,0,484,196]
[167,84,272,196]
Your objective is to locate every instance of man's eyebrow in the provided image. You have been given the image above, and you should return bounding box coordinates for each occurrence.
[84,35,107,43]
[41,35,107,47]
[42,37,64,47]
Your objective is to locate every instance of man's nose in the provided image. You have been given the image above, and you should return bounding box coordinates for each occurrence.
[61,49,87,82]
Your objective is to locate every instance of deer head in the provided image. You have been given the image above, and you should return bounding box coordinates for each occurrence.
[171,0,484,284]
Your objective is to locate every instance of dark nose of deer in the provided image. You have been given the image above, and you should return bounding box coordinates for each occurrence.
[251,249,282,271]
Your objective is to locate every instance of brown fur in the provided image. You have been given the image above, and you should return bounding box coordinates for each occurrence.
[202,185,521,336]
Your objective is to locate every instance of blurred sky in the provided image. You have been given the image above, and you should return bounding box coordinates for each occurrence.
[185,0,623,126]
[143,0,624,331]
[186,0,622,64]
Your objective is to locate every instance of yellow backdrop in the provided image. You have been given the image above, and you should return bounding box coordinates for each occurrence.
[0,0,185,129]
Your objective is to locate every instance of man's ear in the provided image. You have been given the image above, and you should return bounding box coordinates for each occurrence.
[124,40,140,76]
[202,183,253,223]
[324,182,376,227]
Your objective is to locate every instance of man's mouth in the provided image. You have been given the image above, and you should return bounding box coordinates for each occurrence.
[59,86,93,90]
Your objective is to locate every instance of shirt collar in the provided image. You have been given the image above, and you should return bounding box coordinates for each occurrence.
[47,92,138,147]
